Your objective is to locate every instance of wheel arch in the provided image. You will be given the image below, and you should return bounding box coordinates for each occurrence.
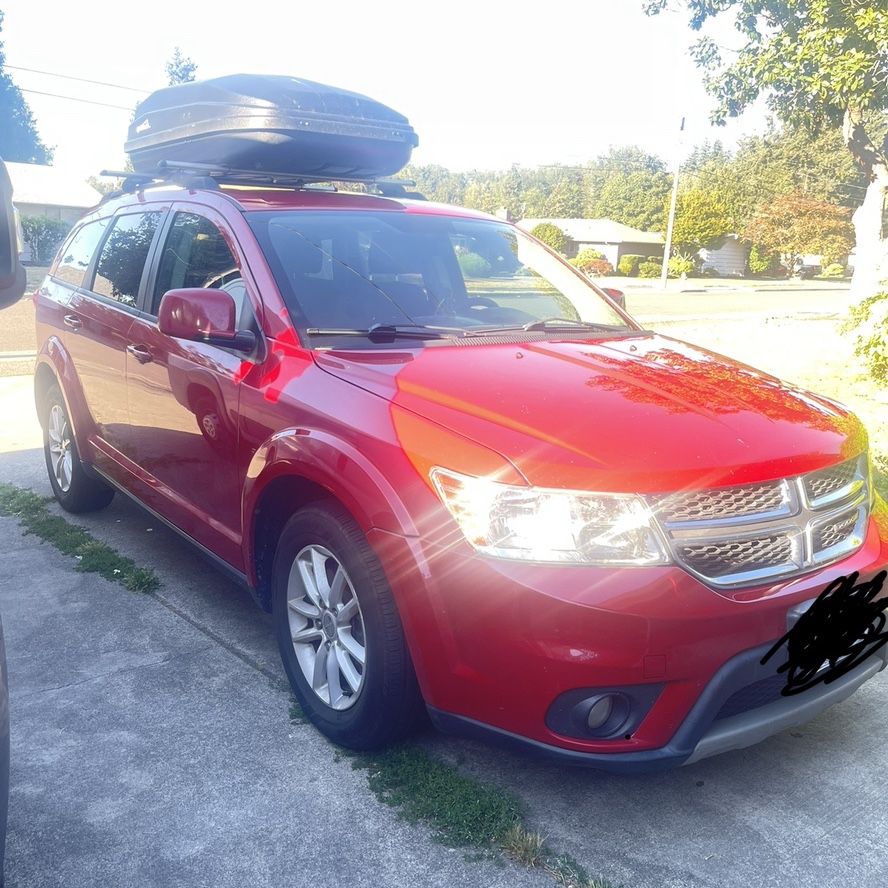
[243,429,418,612]
[33,344,90,444]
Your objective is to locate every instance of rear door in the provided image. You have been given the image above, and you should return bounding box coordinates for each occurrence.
[124,206,258,568]
[56,209,165,479]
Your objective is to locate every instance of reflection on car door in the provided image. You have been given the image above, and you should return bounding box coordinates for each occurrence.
[58,211,164,478]
[124,207,252,569]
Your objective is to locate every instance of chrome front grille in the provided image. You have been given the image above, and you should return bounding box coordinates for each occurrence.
[656,482,789,524]
[648,455,870,588]
[815,510,859,551]
[677,535,795,579]
[804,459,858,504]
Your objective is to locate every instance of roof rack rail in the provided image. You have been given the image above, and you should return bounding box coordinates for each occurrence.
[97,163,425,200]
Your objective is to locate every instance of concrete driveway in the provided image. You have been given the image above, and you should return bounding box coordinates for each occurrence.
[1,293,887,888]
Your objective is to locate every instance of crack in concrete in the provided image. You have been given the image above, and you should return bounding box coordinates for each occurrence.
[14,644,217,699]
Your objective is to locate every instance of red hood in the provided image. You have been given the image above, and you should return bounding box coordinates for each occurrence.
[313,333,866,493]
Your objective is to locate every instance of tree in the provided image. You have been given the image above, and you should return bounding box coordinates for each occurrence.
[166,48,198,86]
[669,188,733,253]
[530,223,568,253]
[545,174,584,218]
[0,10,52,162]
[20,216,70,263]
[744,194,855,272]
[400,164,469,205]
[584,147,672,231]
[644,0,888,298]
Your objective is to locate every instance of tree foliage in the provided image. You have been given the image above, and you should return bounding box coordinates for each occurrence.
[669,188,733,252]
[644,0,888,300]
[744,194,855,269]
[20,215,70,263]
[0,11,52,163]
[530,223,568,253]
[584,147,672,230]
[166,48,198,86]
[643,1,887,143]
[843,290,888,383]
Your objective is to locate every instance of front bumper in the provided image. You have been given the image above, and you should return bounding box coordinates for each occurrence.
[428,640,888,773]
[369,498,888,769]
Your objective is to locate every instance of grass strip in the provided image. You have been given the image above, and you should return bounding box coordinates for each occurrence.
[287,704,613,887]
[0,484,160,593]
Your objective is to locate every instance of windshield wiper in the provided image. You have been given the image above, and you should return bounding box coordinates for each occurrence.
[305,323,453,342]
[465,317,630,336]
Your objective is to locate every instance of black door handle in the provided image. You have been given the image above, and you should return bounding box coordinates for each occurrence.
[126,344,153,364]
[63,314,82,331]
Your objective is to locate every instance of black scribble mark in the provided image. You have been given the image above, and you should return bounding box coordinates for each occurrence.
[761,570,888,695]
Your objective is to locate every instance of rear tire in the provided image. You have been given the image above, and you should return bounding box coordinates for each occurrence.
[272,502,423,750]
[43,385,114,513]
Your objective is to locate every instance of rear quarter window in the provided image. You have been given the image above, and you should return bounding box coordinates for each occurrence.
[54,219,111,289]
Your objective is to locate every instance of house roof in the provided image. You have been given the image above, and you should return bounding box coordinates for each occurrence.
[517,218,664,246]
[6,162,102,210]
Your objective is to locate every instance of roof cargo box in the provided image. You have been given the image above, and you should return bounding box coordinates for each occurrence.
[126,74,418,179]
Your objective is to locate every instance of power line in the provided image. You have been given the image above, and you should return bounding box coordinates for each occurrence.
[5,64,150,94]
[19,88,135,112]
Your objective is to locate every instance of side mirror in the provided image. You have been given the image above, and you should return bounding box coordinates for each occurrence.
[600,287,626,310]
[0,158,26,311]
[158,288,256,352]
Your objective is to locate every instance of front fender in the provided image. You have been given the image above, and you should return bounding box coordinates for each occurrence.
[241,426,420,581]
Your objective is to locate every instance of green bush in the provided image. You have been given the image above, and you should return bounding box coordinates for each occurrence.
[530,223,568,254]
[747,243,779,276]
[637,259,662,279]
[842,289,888,385]
[20,215,71,264]
[457,252,492,278]
[820,263,846,278]
[574,247,604,264]
[617,254,646,276]
[668,255,697,278]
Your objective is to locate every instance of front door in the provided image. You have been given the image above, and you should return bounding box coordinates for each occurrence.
[124,207,256,568]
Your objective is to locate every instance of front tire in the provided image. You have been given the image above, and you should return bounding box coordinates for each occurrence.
[272,502,422,750]
[43,385,114,513]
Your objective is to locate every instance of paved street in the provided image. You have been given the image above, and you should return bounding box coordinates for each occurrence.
[0,280,886,887]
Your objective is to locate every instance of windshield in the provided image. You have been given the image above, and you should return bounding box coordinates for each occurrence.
[247,211,634,342]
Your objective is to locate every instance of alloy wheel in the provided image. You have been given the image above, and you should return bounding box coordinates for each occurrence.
[286,544,367,710]
[47,404,73,493]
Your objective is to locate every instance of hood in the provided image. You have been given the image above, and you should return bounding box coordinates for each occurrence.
[313,333,866,493]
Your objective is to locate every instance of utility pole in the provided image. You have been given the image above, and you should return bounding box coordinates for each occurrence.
[660,117,685,289]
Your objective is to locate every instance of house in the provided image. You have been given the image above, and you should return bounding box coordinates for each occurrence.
[7,162,103,261]
[698,235,749,276]
[517,218,664,268]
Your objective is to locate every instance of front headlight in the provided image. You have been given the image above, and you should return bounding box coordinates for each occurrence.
[430,467,671,566]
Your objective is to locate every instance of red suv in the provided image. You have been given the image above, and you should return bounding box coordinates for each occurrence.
[34,177,888,770]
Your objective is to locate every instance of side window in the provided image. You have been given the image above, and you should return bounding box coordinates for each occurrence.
[54,219,110,289]
[91,212,162,307]
[151,213,246,325]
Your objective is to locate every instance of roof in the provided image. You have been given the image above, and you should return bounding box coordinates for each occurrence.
[6,162,103,210]
[90,181,502,220]
[517,218,664,246]
[223,187,497,220]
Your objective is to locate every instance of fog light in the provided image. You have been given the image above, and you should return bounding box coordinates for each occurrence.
[586,695,614,731]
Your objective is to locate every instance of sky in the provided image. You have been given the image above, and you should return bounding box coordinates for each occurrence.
[2,0,770,180]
